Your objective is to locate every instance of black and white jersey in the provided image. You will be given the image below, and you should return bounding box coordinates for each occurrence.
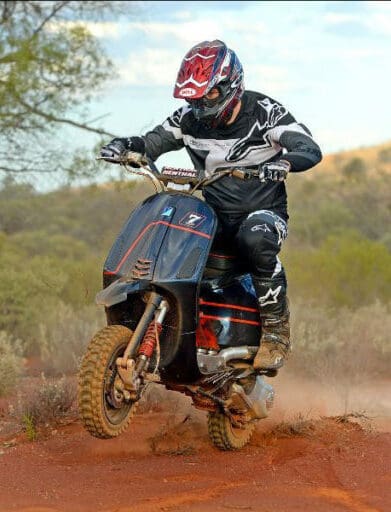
[142,90,322,217]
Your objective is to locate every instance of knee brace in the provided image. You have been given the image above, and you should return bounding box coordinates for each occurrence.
[236,210,287,276]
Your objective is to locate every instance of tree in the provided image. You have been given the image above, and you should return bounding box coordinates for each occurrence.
[0,1,126,177]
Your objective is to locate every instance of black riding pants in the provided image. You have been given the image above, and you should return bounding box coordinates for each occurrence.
[213,209,288,278]
[213,209,289,316]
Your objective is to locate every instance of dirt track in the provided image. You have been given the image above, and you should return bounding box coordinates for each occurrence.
[0,374,390,512]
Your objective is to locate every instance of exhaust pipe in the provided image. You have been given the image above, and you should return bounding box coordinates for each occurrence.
[197,346,258,374]
[196,348,274,419]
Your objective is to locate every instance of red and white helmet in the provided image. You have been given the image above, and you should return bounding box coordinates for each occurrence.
[174,40,244,127]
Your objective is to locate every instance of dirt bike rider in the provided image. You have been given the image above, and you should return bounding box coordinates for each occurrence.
[100,40,322,374]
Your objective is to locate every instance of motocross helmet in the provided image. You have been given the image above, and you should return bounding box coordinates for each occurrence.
[173,40,244,127]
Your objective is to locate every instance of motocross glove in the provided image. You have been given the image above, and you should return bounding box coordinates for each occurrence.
[100,136,146,166]
[259,160,291,182]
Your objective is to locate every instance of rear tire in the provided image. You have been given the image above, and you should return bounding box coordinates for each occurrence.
[78,325,138,439]
[207,411,255,451]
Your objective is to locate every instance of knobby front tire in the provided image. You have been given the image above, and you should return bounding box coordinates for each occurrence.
[78,325,138,439]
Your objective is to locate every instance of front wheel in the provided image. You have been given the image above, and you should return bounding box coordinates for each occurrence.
[207,411,255,451]
[78,325,138,439]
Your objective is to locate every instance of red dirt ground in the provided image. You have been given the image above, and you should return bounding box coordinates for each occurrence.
[0,374,390,512]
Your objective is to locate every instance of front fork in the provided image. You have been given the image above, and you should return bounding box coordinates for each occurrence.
[115,292,169,399]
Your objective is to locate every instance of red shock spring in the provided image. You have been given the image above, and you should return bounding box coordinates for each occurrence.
[138,321,163,358]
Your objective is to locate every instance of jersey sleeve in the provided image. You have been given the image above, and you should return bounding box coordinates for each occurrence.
[142,106,190,161]
[259,97,322,172]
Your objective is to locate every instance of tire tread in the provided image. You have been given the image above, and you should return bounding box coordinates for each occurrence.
[78,325,137,439]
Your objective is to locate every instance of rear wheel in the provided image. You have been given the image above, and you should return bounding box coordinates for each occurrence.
[207,411,255,451]
[78,325,138,439]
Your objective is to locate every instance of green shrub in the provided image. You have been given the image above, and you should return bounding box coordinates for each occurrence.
[22,413,37,441]
[289,202,355,247]
[342,157,367,180]
[287,172,391,248]
[289,300,391,382]
[0,234,102,351]
[0,331,23,397]
[15,374,76,427]
[285,231,391,308]
[378,146,391,163]
[38,302,105,375]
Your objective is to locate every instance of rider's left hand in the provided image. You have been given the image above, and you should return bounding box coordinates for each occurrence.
[259,160,291,182]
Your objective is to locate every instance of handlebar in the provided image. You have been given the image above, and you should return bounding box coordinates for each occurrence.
[97,152,261,194]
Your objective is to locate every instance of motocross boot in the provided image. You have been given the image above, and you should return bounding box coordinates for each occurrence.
[252,273,291,372]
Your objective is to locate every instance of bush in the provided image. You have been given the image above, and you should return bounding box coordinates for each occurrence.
[289,300,391,382]
[0,331,23,397]
[0,243,69,349]
[287,172,391,248]
[289,201,355,247]
[37,302,105,375]
[15,374,76,427]
[342,157,367,180]
[0,234,102,353]
[285,231,391,308]
[378,146,391,163]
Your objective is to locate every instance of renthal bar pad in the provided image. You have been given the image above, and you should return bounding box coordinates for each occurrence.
[159,166,202,184]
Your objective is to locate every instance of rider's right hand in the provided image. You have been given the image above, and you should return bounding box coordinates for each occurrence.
[100,136,146,166]
[100,138,130,164]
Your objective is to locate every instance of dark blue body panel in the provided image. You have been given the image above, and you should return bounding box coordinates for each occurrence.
[199,274,261,348]
[100,192,262,384]
[102,192,218,383]
[104,192,215,283]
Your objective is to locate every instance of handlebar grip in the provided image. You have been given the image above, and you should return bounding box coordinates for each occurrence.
[96,152,148,167]
[125,151,149,166]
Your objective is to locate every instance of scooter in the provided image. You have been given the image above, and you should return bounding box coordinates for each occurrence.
[78,153,274,450]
